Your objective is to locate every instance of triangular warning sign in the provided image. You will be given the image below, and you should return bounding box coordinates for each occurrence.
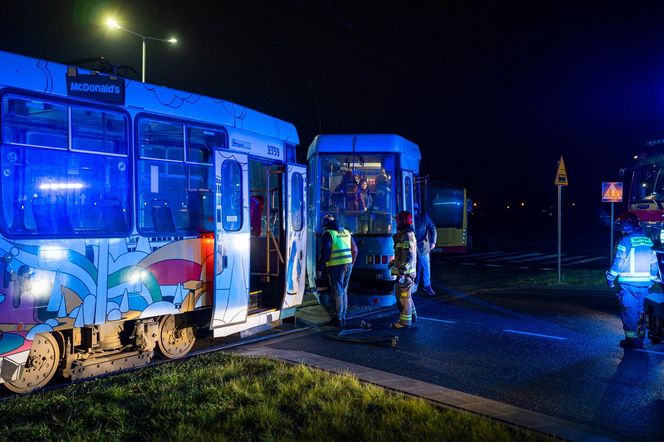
[603,183,619,200]
[554,156,568,186]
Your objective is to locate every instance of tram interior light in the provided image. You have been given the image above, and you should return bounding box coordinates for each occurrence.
[39,182,84,190]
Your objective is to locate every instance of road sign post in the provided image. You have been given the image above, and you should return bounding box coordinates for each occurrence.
[602,182,623,264]
[555,156,569,283]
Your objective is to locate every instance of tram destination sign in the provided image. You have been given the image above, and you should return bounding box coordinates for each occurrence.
[66,73,125,105]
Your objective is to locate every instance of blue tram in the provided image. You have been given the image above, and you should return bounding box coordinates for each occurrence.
[0,50,307,392]
[306,134,421,307]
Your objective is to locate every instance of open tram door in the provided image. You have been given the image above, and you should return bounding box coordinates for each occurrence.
[211,151,250,332]
[281,164,307,314]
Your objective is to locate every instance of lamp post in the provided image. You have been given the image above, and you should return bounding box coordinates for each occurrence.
[106,18,177,83]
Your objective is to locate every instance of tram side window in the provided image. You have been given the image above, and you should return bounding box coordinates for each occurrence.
[221,161,243,232]
[2,96,68,148]
[1,96,130,237]
[72,108,127,155]
[136,117,216,234]
[291,172,303,231]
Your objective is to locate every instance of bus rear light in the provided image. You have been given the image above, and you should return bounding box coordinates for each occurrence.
[381,255,388,264]
[367,255,374,264]
[374,255,380,264]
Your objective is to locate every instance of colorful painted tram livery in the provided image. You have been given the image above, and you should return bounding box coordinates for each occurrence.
[0,50,306,393]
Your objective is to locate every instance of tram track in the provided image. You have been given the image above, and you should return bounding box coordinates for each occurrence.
[0,323,319,402]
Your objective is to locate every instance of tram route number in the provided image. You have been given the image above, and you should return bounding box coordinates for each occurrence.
[267,145,280,157]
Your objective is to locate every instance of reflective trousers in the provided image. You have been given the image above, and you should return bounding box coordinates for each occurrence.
[395,274,416,326]
[416,252,431,288]
[617,283,650,340]
[327,263,352,323]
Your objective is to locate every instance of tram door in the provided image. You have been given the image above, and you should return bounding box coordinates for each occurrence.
[282,164,307,309]
[402,170,414,214]
[211,152,250,329]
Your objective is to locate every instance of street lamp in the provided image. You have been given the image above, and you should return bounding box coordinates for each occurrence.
[106,18,177,83]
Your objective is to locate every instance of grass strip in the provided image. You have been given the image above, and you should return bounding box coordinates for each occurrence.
[0,353,550,441]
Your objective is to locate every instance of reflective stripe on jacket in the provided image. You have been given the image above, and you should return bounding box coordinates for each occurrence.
[608,231,658,284]
[392,229,417,275]
[326,229,353,267]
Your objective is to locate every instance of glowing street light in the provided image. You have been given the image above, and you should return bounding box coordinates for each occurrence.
[105,18,177,83]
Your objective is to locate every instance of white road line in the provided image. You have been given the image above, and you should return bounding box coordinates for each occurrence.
[419,316,457,324]
[567,256,606,265]
[485,264,502,267]
[492,253,543,261]
[540,267,555,271]
[560,255,588,262]
[466,251,509,258]
[503,329,567,340]
[635,349,664,356]
[518,254,561,262]
[517,266,530,269]
[460,262,476,266]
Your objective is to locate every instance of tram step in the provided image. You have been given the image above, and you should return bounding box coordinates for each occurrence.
[66,350,154,381]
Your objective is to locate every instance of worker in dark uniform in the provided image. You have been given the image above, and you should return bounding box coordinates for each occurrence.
[390,210,418,328]
[317,214,357,328]
[606,211,659,349]
[414,202,437,296]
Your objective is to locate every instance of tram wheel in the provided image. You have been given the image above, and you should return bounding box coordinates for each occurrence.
[156,314,196,359]
[4,333,60,393]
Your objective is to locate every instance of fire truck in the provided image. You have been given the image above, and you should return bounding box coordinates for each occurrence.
[623,139,664,344]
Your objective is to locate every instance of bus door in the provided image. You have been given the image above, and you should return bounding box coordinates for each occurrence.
[282,164,307,309]
[211,151,250,329]
[402,170,414,214]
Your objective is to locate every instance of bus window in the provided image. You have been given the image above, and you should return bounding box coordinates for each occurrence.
[221,161,243,232]
[2,96,68,148]
[319,154,395,234]
[405,176,412,214]
[430,188,464,229]
[291,172,303,231]
[137,117,214,234]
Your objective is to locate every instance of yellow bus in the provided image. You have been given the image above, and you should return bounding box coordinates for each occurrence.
[427,181,470,254]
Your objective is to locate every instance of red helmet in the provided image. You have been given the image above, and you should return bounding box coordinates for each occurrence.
[395,211,413,227]
[616,211,640,230]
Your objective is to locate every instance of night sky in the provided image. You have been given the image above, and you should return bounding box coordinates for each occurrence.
[2,1,664,217]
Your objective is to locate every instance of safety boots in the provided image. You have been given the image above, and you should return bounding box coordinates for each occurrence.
[619,338,644,350]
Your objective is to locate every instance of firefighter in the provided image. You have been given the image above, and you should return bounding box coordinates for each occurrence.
[317,214,357,328]
[606,211,659,349]
[390,210,418,328]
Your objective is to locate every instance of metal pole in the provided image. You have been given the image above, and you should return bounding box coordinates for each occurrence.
[610,202,614,264]
[557,184,562,283]
[141,37,146,82]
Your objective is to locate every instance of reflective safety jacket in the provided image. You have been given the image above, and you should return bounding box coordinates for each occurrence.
[325,229,354,267]
[608,230,658,285]
[392,227,417,276]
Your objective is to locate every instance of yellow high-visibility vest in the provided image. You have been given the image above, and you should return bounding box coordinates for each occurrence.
[326,229,353,267]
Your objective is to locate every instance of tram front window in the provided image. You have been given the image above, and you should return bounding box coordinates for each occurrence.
[319,154,396,234]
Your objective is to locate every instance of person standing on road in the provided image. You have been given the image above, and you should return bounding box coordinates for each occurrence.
[317,214,357,329]
[606,211,659,349]
[414,202,437,296]
[390,210,418,328]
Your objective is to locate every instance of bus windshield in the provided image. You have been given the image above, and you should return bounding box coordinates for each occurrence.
[429,188,464,229]
[319,153,396,234]
[630,164,664,205]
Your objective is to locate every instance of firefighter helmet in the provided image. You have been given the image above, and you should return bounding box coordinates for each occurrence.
[616,211,640,231]
[395,211,413,228]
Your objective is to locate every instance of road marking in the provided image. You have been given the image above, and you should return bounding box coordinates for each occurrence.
[560,255,588,262]
[493,253,542,261]
[503,329,567,340]
[518,254,560,262]
[566,256,606,265]
[517,266,530,269]
[634,349,664,356]
[466,251,509,258]
[419,316,457,324]
[460,262,476,266]
[541,267,555,271]
[484,264,502,267]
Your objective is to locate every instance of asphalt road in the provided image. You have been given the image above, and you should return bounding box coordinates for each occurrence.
[272,285,664,441]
